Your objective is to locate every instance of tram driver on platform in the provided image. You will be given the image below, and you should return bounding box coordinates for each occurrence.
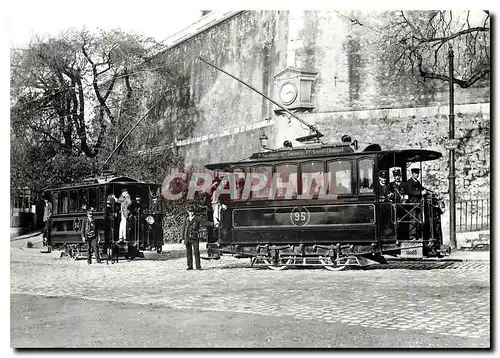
[388,169,407,202]
[372,170,391,201]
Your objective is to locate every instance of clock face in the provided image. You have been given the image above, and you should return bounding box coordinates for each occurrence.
[279,83,297,105]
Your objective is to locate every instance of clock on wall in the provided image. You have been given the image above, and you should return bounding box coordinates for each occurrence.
[279,82,298,105]
[274,67,318,112]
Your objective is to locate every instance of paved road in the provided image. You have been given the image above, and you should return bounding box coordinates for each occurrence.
[10,236,490,348]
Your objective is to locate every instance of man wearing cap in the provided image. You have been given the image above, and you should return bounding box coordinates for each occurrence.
[112,188,132,242]
[405,168,427,203]
[81,208,101,264]
[372,170,390,201]
[388,169,407,202]
[182,205,213,270]
[373,171,392,236]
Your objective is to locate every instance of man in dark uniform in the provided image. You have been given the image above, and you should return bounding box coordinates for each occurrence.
[388,169,407,203]
[182,205,212,270]
[373,170,392,236]
[404,168,427,239]
[81,208,101,264]
[405,168,427,202]
[373,170,390,201]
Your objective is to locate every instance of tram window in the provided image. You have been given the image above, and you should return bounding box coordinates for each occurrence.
[78,189,88,211]
[358,158,374,194]
[273,164,298,199]
[98,187,105,211]
[301,161,325,197]
[250,166,272,200]
[232,168,246,201]
[52,192,59,215]
[88,188,97,211]
[327,160,352,195]
[68,190,78,212]
[59,191,68,213]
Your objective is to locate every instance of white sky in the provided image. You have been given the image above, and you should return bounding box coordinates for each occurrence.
[4,1,204,48]
[3,1,498,48]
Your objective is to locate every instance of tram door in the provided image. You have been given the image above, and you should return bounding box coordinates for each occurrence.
[105,185,119,243]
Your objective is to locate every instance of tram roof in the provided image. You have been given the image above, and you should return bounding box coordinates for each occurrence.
[45,175,159,191]
[205,145,442,171]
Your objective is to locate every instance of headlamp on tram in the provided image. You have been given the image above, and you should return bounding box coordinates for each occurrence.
[146,215,155,225]
[259,132,269,149]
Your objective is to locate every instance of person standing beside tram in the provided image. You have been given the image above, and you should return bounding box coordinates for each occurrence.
[182,205,213,270]
[112,188,132,242]
[81,208,101,264]
[42,196,53,248]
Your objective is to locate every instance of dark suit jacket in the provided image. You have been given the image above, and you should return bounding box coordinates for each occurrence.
[405,178,424,202]
[81,217,98,241]
[389,181,405,201]
[182,215,212,244]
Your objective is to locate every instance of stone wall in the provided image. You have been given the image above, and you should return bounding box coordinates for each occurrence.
[143,10,489,163]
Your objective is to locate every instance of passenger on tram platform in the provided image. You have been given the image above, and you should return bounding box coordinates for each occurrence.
[209,177,222,229]
[111,188,132,242]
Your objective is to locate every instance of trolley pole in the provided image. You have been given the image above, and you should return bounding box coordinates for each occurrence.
[448,48,457,249]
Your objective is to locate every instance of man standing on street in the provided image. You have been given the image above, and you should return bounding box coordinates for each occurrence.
[182,205,212,270]
[112,188,132,242]
[42,197,52,248]
[81,208,101,264]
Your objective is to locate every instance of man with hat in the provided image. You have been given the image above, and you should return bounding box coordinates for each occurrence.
[373,170,390,201]
[81,207,101,264]
[182,204,213,270]
[112,188,132,242]
[405,168,427,203]
[388,169,407,202]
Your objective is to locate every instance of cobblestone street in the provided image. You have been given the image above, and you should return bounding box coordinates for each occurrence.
[10,236,490,348]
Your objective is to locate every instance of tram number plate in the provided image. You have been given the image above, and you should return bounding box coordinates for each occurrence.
[290,206,310,227]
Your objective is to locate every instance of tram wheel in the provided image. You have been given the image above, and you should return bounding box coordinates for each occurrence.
[319,256,347,271]
[263,258,294,271]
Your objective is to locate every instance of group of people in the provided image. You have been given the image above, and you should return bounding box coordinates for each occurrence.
[374,168,430,240]
[374,168,427,203]
[81,188,137,264]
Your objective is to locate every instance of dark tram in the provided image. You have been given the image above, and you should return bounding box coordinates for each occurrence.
[44,174,164,259]
[204,137,448,270]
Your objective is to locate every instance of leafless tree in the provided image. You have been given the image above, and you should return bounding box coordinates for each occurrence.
[10,29,156,158]
[381,10,490,88]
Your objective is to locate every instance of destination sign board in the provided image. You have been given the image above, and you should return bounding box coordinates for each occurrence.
[250,145,353,160]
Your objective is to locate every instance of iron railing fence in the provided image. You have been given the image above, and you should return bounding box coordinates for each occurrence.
[456,198,490,233]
